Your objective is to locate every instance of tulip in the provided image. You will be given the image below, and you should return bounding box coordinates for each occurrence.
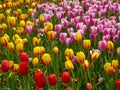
[83,59,90,70]
[86,83,92,90]
[32,57,39,67]
[116,79,120,90]
[65,38,72,46]
[61,72,70,84]
[26,0,30,5]
[19,62,29,76]
[46,22,53,31]
[1,60,9,72]
[33,46,41,56]
[20,20,25,27]
[26,25,34,34]
[55,24,62,34]
[65,48,74,60]
[113,35,119,42]
[28,8,33,16]
[104,63,115,74]
[0,14,4,22]
[20,14,27,21]
[106,40,114,52]
[75,33,82,43]
[8,61,14,70]
[2,23,7,31]
[91,52,100,61]
[53,46,59,55]
[7,16,16,27]
[23,38,28,46]
[34,70,46,88]
[39,15,45,24]
[41,53,52,65]
[12,64,19,73]
[0,36,9,46]
[98,40,106,50]
[61,19,69,28]
[66,87,73,90]
[12,34,20,41]
[17,9,22,17]
[59,33,67,43]
[2,4,6,10]
[83,40,91,50]
[76,51,85,64]
[65,60,74,70]
[98,77,104,83]
[20,52,29,62]
[33,37,40,46]
[36,85,43,90]
[47,31,55,40]
[18,0,24,5]
[7,42,14,52]
[112,60,119,70]
[16,43,24,53]
[48,74,57,86]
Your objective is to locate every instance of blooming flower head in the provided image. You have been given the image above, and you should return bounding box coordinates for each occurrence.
[41,53,52,65]
[76,51,85,64]
[65,60,74,70]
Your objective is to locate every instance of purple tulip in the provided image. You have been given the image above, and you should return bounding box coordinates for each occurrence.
[70,18,76,26]
[117,30,120,38]
[55,24,62,34]
[59,33,67,43]
[98,40,107,50]
[61,19,69,28]
[26,25,34,34]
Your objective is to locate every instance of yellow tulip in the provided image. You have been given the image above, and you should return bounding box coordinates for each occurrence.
[12,34,20,41]
[13,2,17,8]
[112,60,119,70]
[17,9,22,16]
[4,34,10,41]
[32,57,39,66]
[91,52,100,61]
[0,36,8,46]
[41,53,52,65]
[7,42,14,52]
[65,60,74,70]
[9,61,14,69]
[76,51,85,64]
[28,8,33,16]
[20,14,27,21]
[23,38,28,46]
[17,27,24,35]
[33,46,41,56]
[6,9,11,16]
[65,48,74,60]
[15,38,23,45]
[53,46,59,55]
[83,59,90,70]
[75,33,82,43]
[39,46,45,55]
[6,2,12,8]
[83,40,91,50]
[106,40,114,52]
[104,63,111,74]
[39,15,45,24]
[18,0,24,5]
[0,14,4,22]
[2,4,6,10]
[26,0,31,5]
[31,2,36,9]
[33,37,40,46]
[12,64,19,73]
[1,23,7,31]
[7,16,16,27]
[16,43,24,53]
[20,20,25,27]
[47,22,53,31]
[47,31,55,40]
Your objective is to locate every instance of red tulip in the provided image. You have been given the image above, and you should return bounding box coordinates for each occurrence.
[61,71,70,84]
[34,70,46,88]
[1,60,9,72]
[48,74,57,86]
[36,85,43,90]
[20,52,29,62]
[19,62,29,75]
[86,83,92,90]
[116,79,120,90]
[66,87,73,90]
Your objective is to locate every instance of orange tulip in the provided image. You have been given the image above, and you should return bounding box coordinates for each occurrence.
[9,61,14,69]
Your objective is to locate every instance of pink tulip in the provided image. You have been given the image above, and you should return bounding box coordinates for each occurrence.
[59,33,67,43]
[113,35,119,42]
[65,38,72,46]
[69,32,75,41]
[90,33,97,40]
[26,25,34,34]
[61,19,69,28]
[67,28,73,34]
[98,40,106,50]
[102,35,110,41]
[72,56,77,64]
[55,24,62,34]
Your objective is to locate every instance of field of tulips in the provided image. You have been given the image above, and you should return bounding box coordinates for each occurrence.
[1,0,120,90]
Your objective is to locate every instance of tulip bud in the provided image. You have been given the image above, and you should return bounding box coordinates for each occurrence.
[41,53,52,65]
[1,60,9,72]
[7,42,14,52]
[8,61,14,69]
[106,40,114,52]
[32,57,39,66]
[34,70,46,88]
[76,51,85,64]
[33,37,40,46]
[12,64,19,73]
[61,72,70,84]
[53,46,59,55]
[20,52,29,62]
[48,74,57,86]
[16,43,24,53]
[86,83,92,90]
[65,60,74,70]
[39,15,45,24]
[83,40,91,50]
[75,33,82,43]
[19,62,29,75]
[112,60,119,70]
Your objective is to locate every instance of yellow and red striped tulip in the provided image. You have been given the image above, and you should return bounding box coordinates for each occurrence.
[106,40,114,52]
[7,42,14,52]
[12,64,19,73]
[28,8,33,16]
[75,33,82,43]
[65,48,74,60]
[33,37,40,46]
[76,51,85,64]
[23,38,28,46]
[0,36,9,46]
[32,57,39,67]
[7,16,16,27]
[53,46,59,55]
[112,60,119,70]
[0,14,4,22]
[16,43,24,53]
[9,61,14,69]
[20,20,25,27]
[91,52,100,61]
[41,53,52,65]
[65,60,74,70]
[47,31,55,40]
[83,40,91,50]
[83,59,90,70]
[39,15,45,24]
[1,23,7,31]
